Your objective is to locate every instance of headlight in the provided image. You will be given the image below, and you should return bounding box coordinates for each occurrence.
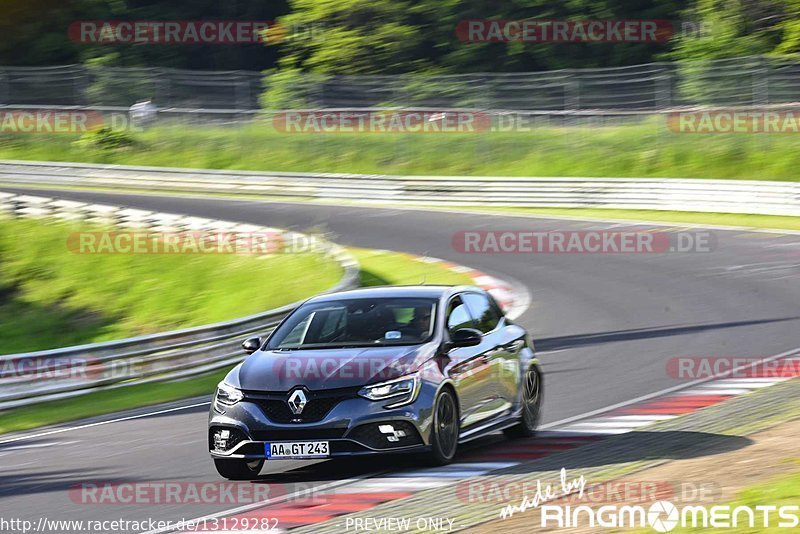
[215,382,244,406]
[359,374,419,407]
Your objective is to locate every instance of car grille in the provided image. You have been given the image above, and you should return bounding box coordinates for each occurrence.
[251,428,348,440]
[244,387,360,424]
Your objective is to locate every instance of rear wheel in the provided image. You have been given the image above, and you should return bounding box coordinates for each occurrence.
[214,458,264,480]
[504,368,542,439]
[427,388,459,466]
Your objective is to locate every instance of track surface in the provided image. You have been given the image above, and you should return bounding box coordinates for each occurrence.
[1,188,799,531]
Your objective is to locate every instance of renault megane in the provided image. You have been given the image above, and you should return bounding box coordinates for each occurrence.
[209,285,542,480]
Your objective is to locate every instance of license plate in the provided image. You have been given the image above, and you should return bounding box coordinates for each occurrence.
[265,441,330,459]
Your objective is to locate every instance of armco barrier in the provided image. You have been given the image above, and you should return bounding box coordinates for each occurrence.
[0,193,360,410]
[0,160,797,216]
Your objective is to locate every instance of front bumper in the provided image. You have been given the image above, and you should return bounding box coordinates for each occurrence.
[208,386,436,459]
[210,438,429,460]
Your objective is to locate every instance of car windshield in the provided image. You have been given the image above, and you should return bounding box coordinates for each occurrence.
[267,297,438,349]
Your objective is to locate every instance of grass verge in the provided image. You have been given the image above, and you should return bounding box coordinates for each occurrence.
[0,247,476,436]
[350,247,475,287]
[650,466,800,533]
[0,217,342,353]
[456,206,800,231]
[0,118,798,180]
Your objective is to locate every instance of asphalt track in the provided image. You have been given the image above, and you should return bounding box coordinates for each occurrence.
[1,187,799,532]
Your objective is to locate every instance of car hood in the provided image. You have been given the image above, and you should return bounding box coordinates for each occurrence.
[236,344,429,391]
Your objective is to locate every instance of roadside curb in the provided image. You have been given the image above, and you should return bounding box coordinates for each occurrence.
[4,183,798,236]
[406,253,530,320]
[291,375,800,534]
[189,353,799,534]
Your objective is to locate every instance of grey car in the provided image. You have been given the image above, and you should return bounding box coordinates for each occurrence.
[209,285,542,480]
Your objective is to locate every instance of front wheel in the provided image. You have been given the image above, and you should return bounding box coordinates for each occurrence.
[427,388,459,466]
[504,367,542,439]
[214,458,264,480]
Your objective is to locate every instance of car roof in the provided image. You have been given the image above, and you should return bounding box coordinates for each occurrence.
[306,285,482,303]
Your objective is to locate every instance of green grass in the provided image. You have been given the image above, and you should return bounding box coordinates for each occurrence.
[643,463,800,533]
[0,117,798,180]
[0,246,475,435]
[0,370,227,436]
[456,207,800,231]
[0,217,342,353]
[351,247,475,287]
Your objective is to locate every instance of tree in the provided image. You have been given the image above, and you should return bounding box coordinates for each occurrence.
[668,0,796,104]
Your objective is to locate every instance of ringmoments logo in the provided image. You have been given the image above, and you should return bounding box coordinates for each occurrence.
[538,501,800,531]
[497,470,799,531]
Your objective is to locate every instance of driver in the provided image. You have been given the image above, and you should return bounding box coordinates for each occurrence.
[404,306,432,339]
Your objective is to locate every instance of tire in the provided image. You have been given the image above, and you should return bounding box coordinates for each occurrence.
[214,458,264,480]
[503,367,542,439]
[427,388,459,466]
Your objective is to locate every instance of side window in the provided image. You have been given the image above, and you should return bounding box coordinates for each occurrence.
[446,296,474,334]
[462,293,502,334]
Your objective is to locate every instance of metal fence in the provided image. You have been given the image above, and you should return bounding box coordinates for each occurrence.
[1,56,798,112]
[1,160,797,217]
[0,191,360,409]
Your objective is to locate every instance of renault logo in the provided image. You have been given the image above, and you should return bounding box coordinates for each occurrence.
[287,389,307,415]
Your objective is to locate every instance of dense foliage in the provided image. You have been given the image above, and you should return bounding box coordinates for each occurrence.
[1,0,797,72]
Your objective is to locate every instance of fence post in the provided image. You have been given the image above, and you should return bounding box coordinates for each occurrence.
[566,69,580,110]
[755,56,769,106]
[655,63,672,143]
[155,68,170,108]
[655,63,672,110]
[0,68,7,105]
[72,66,86,106]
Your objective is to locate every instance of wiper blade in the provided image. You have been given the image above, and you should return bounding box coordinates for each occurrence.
[274,342,413,350]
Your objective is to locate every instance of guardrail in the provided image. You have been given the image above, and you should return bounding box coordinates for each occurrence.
[0,160,797,216]
[0,192,360,410]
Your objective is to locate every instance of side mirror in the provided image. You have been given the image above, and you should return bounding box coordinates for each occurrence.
[242,337,262,355]
[447,328,483,349]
